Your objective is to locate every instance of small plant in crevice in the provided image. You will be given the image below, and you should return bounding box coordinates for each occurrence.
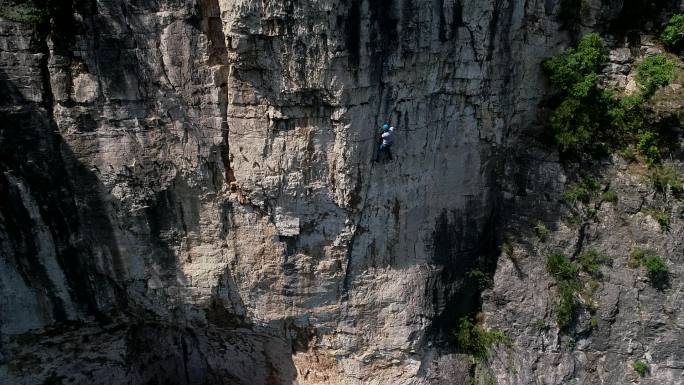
[547,252,578,281]
[454,316,511,361]
[577,249,611,278]
[555,281,579,329]
[628,247,646,269]
[546,253,581,330]
[632,360,649,377]
[643,255,669,290]
[533,319,551,332]
[600,190,618,203]
[647,164,683,196]
[589,316,599,329]
[563,185,590,204]
[534,222,550,241]
[585,207,598,219]
[563,176,601,205]
[645,208,670,232]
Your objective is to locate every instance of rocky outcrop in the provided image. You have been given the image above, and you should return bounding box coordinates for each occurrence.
[0,0,682,384]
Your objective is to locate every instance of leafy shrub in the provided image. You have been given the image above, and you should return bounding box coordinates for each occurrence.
[632,360,649,377]
[601,190,618,203]
[661,14,684,49]
[643,255,669,289]
[543,34,611,153]
[564,177,600,204]
[556,281,579,329]
[534,222,550,241]
[547,253,582,329]
[454,317,510,360]
[0,2,48,24]
[543,34,606,93]
[578,249,610,277]
[636,130,662,164]
[636,54,677,97]
[586,207,598,219]
[543,36,676,161]
[563,186,590,203]
[547,253,578,281]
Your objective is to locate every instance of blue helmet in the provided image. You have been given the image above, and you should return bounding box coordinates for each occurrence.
[382,124,389,131]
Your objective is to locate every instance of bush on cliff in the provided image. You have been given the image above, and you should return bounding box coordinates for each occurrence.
[661,14,684,51]
[0,1,48,24]
[543,34,679,163]
[636,54,677,97]
[454,317,510,360]
[546,253,581,329]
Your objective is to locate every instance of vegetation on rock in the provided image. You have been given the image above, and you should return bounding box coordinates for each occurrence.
[0,1,48,24]
[643,255,669,289]
[546,253,581,329]
[577,249,610,278]
[534,222,550,241]
[454,317,510,360]
[636,54,677,97]
[628,247,646,268]
[543,35,679,163]
[601,190,618,203]
[632,360,649,377]
[661,14,684,50]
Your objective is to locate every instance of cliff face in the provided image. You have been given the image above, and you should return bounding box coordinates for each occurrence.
[0,1,682,384]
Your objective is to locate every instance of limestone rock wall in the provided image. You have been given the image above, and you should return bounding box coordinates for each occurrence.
[0,0,681,384]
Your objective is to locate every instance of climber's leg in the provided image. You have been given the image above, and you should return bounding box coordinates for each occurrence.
[374,143,386,162]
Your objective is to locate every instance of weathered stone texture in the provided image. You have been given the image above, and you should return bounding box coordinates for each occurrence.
[0,0,682,384]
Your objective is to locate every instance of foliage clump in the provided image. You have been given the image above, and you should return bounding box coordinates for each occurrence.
[601,190,618,203]
[534,222,550,241]
[635,54,677,97]
[543,35,679,163]
[628,247,646,269]
[0,1,48,24]
[543,34,609,153]
[645,209,670,232]
[546,253,581,329]
[454,317,510,360]
[563,176,601,204]
[648,164,683,195]
[661,14,684,50]
[632,360,649,377]
[643,255,669,289]
[577,249,610,277]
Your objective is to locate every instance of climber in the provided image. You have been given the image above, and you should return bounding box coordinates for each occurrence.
[373,124,395,162]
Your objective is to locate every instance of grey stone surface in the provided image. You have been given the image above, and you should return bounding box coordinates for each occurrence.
[0,0,682,384]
